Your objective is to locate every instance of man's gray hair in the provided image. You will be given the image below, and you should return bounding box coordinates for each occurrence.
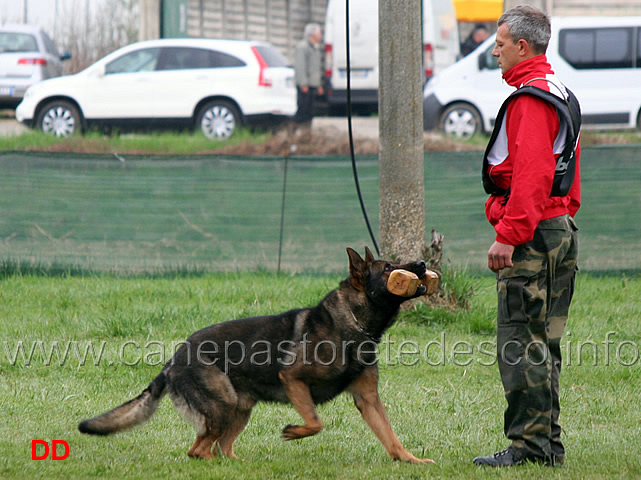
[498,5,551,54]
[304,23,322,40]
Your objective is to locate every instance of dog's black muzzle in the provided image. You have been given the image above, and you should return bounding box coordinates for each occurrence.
[403,260,426,277]
[398,260,428,297]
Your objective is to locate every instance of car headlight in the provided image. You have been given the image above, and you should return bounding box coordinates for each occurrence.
[423,76,440,98]
[426,75,440,89]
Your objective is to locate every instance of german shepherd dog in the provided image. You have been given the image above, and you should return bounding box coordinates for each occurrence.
[79,247,434,464]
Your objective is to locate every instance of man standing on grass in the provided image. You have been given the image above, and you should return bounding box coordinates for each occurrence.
[474,5,581,467]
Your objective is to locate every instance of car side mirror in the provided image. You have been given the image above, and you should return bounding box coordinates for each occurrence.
[60,51,72,61]
[478,50,499,71]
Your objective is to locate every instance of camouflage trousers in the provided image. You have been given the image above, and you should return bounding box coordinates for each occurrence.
[496,214,578,459]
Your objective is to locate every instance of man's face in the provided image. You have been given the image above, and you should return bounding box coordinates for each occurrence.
[311,30,323,45]
[492,23,520,75]
[473,29,488,43]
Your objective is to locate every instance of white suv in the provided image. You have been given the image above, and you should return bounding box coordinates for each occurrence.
[16,38,296,140]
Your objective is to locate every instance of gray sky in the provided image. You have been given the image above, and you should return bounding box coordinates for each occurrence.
[0,0,102,36]
[1,0,57,28]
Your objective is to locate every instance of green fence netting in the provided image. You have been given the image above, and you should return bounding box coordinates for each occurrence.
[0,145,639,275]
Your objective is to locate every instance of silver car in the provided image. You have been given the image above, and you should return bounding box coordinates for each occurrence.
[0,24,70,108]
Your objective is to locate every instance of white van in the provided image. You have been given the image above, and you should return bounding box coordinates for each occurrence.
[324,0,460,112]
[423,16,641,136]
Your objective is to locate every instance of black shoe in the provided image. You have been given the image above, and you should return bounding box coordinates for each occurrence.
[473,447,553,467]
[473,448,522,467]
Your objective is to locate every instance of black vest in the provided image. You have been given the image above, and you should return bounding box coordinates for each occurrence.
[482,81,581,198]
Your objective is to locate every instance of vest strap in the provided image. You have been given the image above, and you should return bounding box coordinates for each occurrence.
[482,80,581,198]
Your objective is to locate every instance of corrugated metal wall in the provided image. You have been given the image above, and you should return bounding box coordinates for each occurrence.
[552,0,641,16]
[503,0,641,16]
[185,0,327,62]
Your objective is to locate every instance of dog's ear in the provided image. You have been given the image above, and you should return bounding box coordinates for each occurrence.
[364,246,375,264]
[346,248,366,291]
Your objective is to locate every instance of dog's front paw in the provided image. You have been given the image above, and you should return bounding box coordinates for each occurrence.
[282,424,298,440]
[411,456,436,465]
[282,423,321,441]
[395,452,435,464]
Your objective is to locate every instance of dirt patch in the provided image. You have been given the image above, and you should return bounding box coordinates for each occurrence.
[213,126,484,156]
[215,127,640,156]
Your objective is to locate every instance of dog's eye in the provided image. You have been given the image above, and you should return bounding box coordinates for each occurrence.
[385,265,394,272]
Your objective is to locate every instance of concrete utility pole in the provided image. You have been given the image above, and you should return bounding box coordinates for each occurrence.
[378,0,425,262]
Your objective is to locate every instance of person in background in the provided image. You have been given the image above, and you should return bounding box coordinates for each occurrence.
[473,4,580,468]
[460,24,489,56]
[293,22,324,139]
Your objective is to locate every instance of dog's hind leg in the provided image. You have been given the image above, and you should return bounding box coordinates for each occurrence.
[185,401,238,460]
[217,400,255,458]
[191,395,255,459]
[188,434,216,459]
[348,367,435,464]
[170,365,239,459]
[279,371,323,440]
[184,404,234,460]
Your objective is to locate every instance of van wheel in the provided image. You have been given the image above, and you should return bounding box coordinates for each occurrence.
[197,100,241,140]
[37,100,82,137]
[440,103,482,138]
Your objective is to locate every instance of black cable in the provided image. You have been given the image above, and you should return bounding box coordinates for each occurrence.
[277,156,289,274]
[345,0,380,257]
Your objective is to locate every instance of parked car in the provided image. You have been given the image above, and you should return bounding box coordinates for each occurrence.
[423,16,641,137]
[0,24,70,108]
[16,38,296,139]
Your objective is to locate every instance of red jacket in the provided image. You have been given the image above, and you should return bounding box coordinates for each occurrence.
[485,55,581,246]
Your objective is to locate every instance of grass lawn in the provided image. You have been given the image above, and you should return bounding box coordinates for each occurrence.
[1,129,640,478]
[1,271,640,479]
[0,129,271,155]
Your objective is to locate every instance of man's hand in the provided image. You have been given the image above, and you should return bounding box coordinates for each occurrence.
[488,241,515,273]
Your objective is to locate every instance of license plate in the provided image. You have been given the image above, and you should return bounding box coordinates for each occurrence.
[339,68,370,78]
[0,87,14,96]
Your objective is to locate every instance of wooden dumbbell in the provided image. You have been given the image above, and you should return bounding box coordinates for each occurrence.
[387,269,440,297]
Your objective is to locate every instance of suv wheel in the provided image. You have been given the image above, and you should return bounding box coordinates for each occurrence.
[197,100,241,140]
[37,100,82,137]
[440,102,482,138]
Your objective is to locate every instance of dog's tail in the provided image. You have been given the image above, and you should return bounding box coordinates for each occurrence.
[78,371,167,436]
